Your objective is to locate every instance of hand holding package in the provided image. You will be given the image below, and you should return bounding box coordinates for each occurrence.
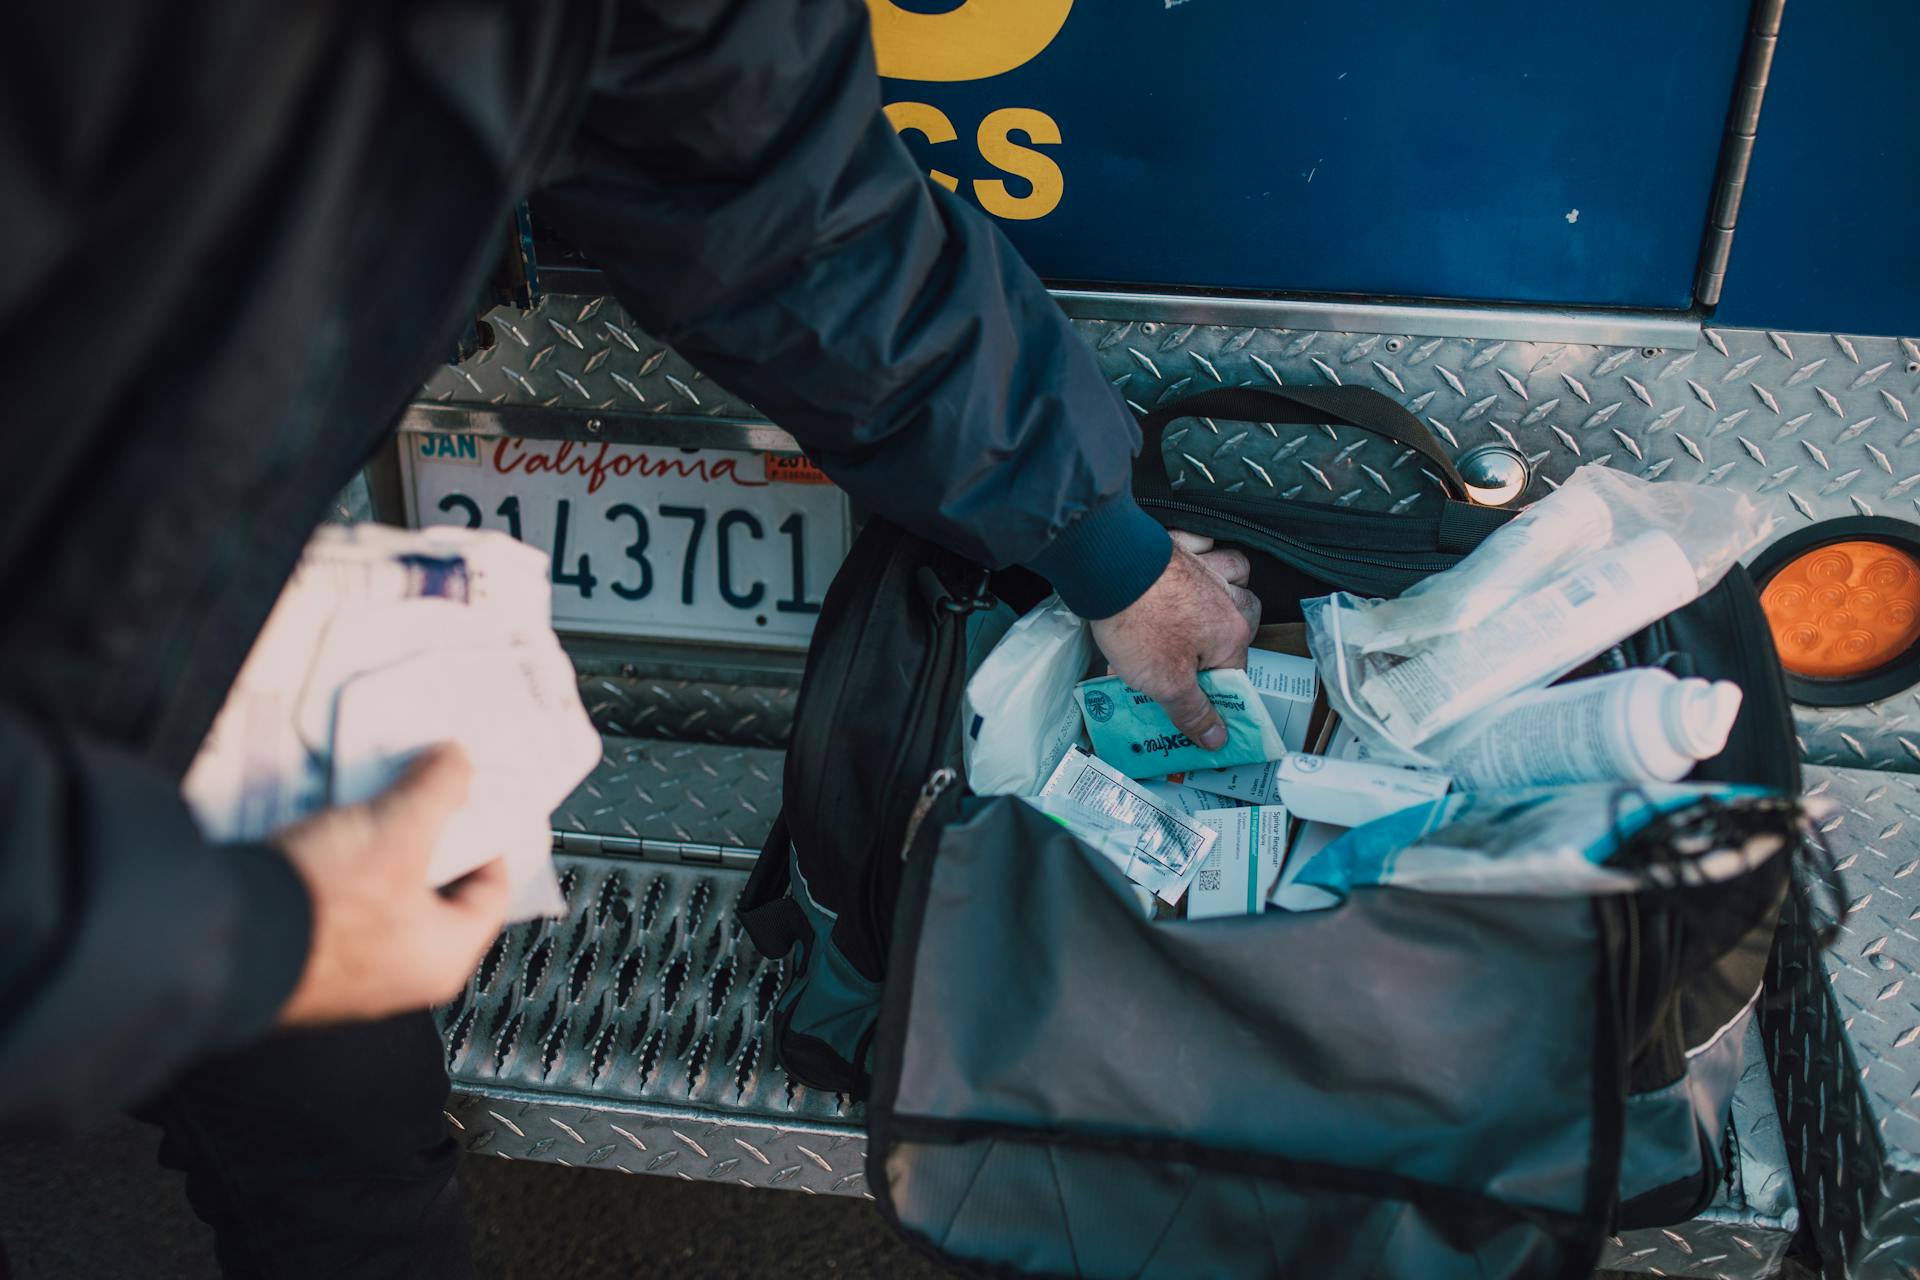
[184,524,600,920]
[1075,668,1284,778]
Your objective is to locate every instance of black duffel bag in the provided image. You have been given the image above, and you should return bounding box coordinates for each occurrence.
[743,387,1806,1278]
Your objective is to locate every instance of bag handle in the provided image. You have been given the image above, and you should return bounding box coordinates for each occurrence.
[1135,385,1471,502]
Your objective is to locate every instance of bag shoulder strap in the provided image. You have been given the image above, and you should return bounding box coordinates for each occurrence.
[1135,386,1509,553]
[1135,386,1470,501]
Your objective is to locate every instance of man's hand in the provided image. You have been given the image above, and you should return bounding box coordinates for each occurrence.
[275,744,509,1026]
[1089,530,1261,751]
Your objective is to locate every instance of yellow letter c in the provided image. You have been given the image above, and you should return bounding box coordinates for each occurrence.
[866,0,1074,83]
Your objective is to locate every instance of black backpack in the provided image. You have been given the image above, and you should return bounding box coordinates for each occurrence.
[740,387,1803,1274]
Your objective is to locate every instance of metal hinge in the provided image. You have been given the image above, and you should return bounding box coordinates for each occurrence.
[1696,0,1785,306]
[552,829,760,870]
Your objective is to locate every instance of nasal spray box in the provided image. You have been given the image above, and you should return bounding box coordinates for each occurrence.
[1188,805,1292,918]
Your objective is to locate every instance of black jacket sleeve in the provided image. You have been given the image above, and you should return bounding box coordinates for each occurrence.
[535,0,1170,620]
[0,711,311,1137]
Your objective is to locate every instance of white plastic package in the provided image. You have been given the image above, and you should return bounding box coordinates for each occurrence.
[1305,466,1774,756]
[963,594,1095,795]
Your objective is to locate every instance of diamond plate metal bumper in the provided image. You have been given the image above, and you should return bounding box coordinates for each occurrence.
[551,736,782,856]
[445,1089,866,1193]
[428,297,1920,534]
[424,294,1920,773]
[1766,765,1920,1279]
[571,670,795,748]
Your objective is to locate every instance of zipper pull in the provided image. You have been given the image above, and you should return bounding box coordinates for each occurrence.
[901,766,958,861]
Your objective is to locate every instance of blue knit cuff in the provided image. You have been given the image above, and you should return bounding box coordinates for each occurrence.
[1022,492,1172,620]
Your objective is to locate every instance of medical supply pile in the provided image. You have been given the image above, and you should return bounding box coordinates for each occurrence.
[963,466,1791,917]
[183,524,600,921]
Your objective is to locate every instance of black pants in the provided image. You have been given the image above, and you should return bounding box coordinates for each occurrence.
[138,1012,473,1279]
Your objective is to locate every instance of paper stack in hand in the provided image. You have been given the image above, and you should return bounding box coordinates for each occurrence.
[183,524,601,920]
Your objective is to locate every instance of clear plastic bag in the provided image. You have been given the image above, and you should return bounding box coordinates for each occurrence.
[1305,465,1774,756]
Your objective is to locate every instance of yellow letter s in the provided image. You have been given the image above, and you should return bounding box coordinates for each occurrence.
[974,108,1063,220]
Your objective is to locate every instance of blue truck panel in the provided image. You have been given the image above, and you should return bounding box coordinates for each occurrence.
[1712,1,1920,338]
[874,0,1748,308]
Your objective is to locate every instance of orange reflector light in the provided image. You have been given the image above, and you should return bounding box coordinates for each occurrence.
[1761,540,1920,678]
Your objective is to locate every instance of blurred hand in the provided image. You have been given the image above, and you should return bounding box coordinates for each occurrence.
[275,744,508,1026]
[1089,530,1260,751]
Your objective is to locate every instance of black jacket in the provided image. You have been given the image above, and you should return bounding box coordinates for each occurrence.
[0,0,1169,1134]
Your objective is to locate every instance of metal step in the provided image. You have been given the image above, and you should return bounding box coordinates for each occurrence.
[441,852,866,1196]
[1796,705,1920,776]
[442,734,868,1194]
[551,735,783,859]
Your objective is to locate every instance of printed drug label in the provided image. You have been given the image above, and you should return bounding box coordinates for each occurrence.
[1036,748,1220,904]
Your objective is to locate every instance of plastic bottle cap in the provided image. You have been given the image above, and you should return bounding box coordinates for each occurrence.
[1664,679,1743,760]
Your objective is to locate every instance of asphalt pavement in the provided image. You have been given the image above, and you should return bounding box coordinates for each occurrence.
[0,1118,1820,1278]
[0,1116,953,1279]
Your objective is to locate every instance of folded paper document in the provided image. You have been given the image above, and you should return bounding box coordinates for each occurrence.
[183,524,600,920]
[1075,668,1284,778]
[1036,748,1219,904]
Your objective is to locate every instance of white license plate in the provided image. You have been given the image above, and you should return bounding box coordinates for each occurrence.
[400,432,850,648]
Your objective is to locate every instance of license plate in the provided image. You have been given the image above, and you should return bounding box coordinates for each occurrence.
[400,432,849,648]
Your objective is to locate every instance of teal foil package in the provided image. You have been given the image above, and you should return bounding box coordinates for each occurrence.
[1074,669,1284,779]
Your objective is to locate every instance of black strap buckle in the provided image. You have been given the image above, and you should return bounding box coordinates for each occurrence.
[917,567,995,615]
